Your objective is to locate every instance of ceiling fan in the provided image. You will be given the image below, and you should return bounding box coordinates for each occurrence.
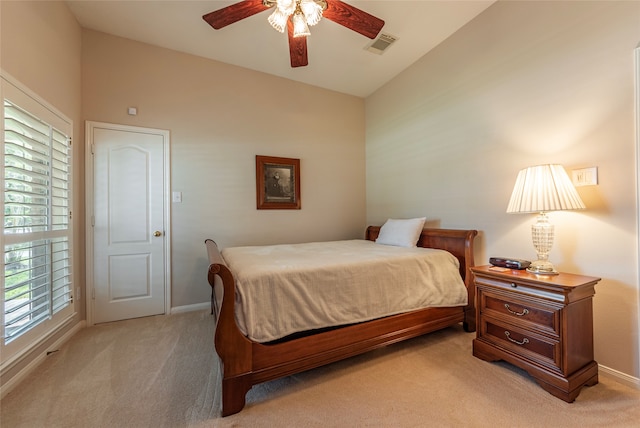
[202,0,385,67]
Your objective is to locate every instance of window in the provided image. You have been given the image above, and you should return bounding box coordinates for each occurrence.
[1,75,74,365]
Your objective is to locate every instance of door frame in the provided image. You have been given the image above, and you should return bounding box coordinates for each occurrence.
[635,45,640,380]
[85,121,171,326]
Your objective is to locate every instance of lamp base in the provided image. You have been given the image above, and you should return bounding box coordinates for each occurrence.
[527,212,559,275]
[526,260,559,275]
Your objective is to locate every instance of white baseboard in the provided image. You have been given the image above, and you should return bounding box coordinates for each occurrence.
[0,320,86,399]
[170,302,210,314]
[599,364,640,390]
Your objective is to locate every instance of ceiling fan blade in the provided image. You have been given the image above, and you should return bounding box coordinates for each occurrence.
[287,20,308,67]
[203,0,271,30]
[322,0,385,39]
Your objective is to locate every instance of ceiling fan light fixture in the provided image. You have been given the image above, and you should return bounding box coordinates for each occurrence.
[292,11,311,37]
[268,8,289,33]
[275,0,296,15]
[300,0,323,26]
[268,0,320,36]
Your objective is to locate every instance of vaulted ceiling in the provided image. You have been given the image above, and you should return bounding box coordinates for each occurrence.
[66,1,495,97]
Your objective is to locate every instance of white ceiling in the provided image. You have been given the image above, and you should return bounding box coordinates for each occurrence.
[66,1,495,98]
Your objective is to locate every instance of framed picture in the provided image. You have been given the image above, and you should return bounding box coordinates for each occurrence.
[256,155,301,210]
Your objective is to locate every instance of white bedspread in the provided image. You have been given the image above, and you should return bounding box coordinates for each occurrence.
[221,240,467,343]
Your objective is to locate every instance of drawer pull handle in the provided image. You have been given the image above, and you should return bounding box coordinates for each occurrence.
[504,304,529,317]
[505,331,529,346]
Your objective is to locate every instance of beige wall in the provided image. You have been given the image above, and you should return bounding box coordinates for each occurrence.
[81,30,367,308]
[366,1,640,380]
[0,0,83,385]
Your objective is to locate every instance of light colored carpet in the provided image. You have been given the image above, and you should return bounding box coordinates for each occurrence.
[2,310,639,427]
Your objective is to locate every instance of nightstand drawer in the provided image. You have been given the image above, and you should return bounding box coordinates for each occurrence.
[480,289,560,337]
[481,318,561,372]
[474,274,565,302]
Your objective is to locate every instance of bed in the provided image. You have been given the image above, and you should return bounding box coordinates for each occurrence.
[205,225,477,416]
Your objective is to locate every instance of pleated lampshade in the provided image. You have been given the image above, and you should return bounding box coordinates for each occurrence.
[507,164,585,214]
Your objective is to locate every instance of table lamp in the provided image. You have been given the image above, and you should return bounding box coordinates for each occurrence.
[506,164,585,275]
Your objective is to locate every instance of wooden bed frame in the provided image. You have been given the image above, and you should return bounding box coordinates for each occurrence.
[205,226,478,416]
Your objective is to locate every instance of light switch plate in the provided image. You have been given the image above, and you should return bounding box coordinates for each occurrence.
[172,191,182,203]
[572,167,598,187]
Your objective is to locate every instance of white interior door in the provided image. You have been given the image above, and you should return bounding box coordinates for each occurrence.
[87,122,170,324]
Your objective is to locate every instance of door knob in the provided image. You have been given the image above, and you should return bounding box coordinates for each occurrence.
[153,231,162,237]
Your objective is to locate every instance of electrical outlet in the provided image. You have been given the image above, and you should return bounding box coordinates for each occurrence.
[572,167,598,187]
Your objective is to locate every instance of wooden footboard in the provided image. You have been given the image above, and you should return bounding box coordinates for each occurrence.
[205,227,477,416]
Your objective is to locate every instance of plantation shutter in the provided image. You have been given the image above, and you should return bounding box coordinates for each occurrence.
[2,76,74,363]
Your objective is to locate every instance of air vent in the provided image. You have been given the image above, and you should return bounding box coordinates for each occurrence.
[365,32,398,55]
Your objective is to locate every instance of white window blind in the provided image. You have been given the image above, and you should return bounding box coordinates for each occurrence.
[2,76,74,363]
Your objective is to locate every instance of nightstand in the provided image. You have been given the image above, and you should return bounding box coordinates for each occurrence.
[471,265,601,402]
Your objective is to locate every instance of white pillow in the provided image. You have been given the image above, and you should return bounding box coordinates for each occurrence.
[375,217,426,248]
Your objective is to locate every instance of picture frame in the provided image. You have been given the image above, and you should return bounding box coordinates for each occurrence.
[256,155,301,210]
